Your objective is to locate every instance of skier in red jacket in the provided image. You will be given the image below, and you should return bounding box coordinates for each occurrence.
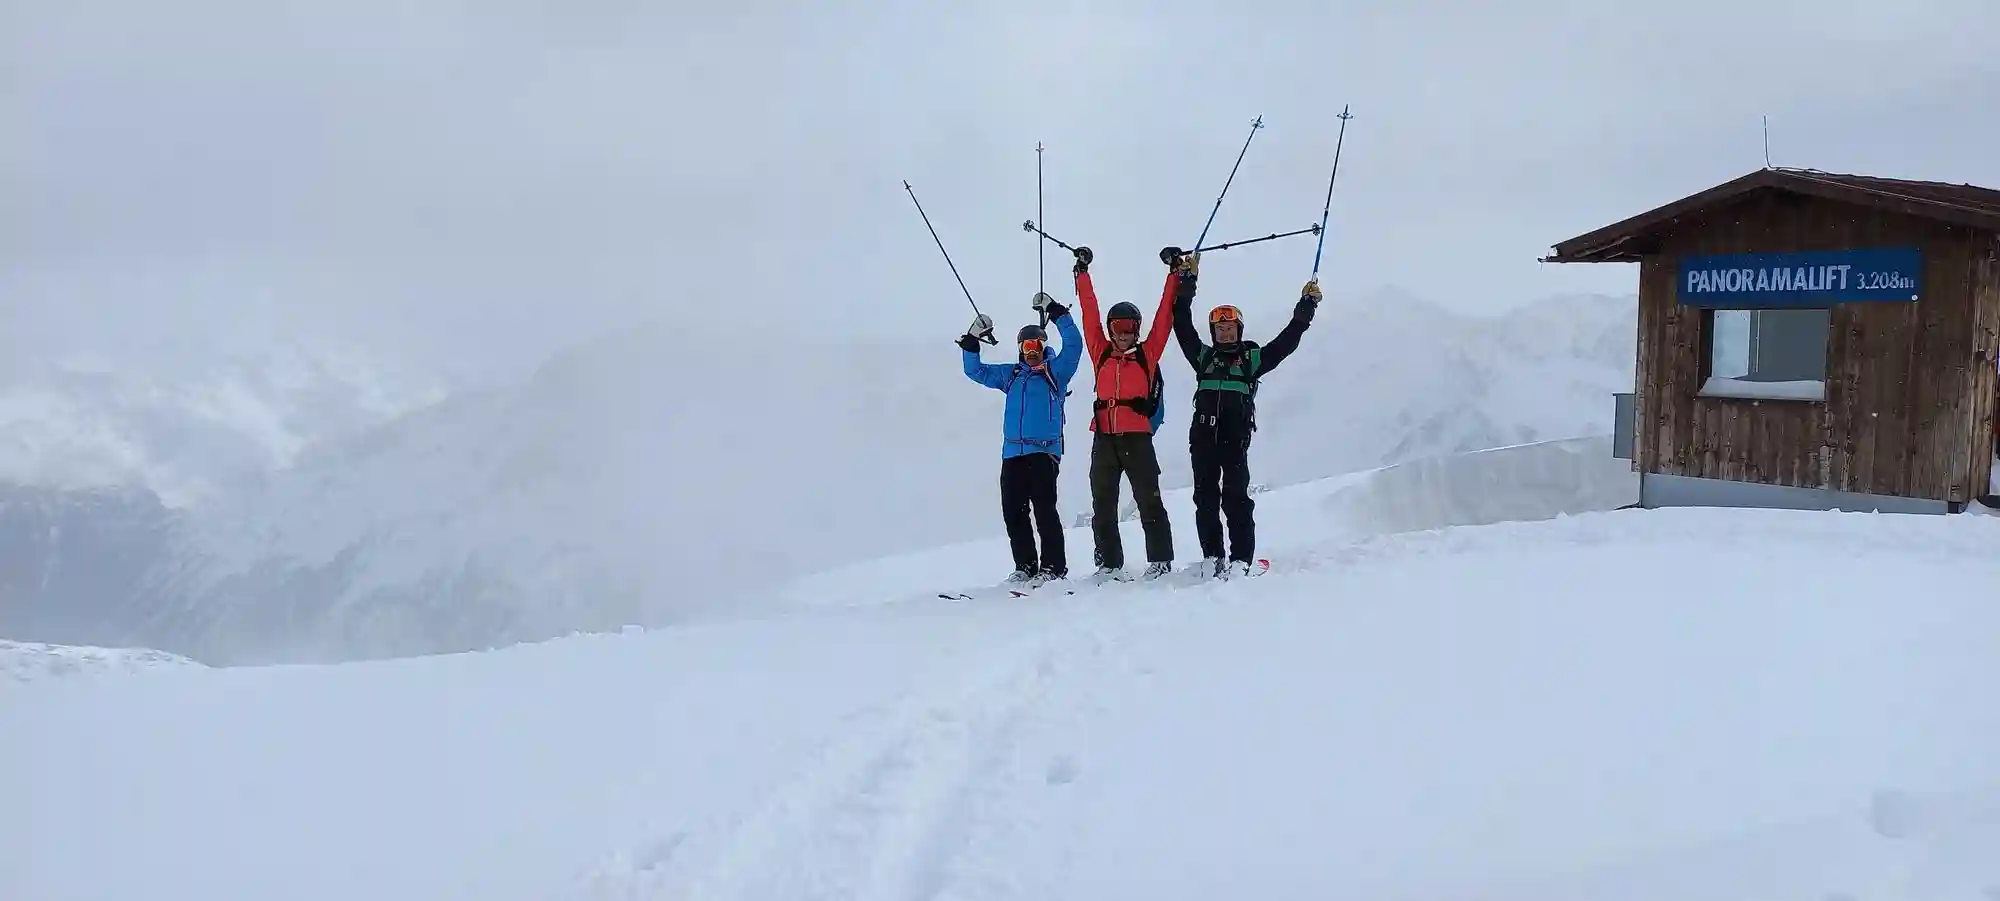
[1070,244,1190,582]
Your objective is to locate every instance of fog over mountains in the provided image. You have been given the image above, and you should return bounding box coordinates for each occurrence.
[0,290,1636,664]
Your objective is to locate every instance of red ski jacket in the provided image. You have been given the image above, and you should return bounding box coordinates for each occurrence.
[1075,268,1179,435]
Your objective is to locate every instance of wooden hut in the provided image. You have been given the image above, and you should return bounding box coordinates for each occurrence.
[1544,167,2000,513]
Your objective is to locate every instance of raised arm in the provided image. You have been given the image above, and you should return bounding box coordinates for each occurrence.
[1251,280,1321,378]
[1142,249,1191,364]
[1049,305,1084,386]
[1073,247,1107,361]
[1170,265,1206,368]
[962,346,1014,390]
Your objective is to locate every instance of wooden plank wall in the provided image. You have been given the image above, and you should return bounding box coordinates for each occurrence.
[1634,190,1993,502]
[1966,233,2000,498]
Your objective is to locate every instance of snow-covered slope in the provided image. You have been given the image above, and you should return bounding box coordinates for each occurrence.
[6,458,1996,901]
[788,434,1640,607]
[126,292,1635,664]
[1,639,203,684]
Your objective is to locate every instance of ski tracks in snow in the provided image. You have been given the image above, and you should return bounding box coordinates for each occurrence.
[569,576,1215,901]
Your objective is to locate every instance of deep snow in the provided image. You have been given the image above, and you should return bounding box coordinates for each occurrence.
[6,441,1999,901]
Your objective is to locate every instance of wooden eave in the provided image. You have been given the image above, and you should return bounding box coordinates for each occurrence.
[1543,168,2000,264]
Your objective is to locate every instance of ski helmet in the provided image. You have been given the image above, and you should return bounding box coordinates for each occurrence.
[1016,324,1046,343]
[1208,304,1243,335]
[1106,301,1142,332]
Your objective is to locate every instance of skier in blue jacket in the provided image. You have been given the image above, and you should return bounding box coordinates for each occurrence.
[957,293,1083,586]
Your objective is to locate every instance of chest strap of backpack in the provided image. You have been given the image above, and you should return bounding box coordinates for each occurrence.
[1196,345,1261,395]
[1092,346,1157,421]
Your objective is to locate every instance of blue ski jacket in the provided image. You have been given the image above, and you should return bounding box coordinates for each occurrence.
[962,311,1083,459]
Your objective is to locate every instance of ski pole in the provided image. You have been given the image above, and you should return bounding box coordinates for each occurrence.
[903,179,993,342]
[1191,223,1322,255]
[1021,219,1078,253]
[1036,142,1048,329]
[1194,115,1264,249]
[1309,105,1353,280]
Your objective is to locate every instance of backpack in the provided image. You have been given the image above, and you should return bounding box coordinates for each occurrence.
[1149,366,1165,433]
[1194,342,1263,431]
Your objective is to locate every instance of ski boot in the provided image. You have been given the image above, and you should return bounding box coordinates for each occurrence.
[1198,556,1225,579]
[1090,565,1130,585]
[1004,568,1035,586]
[1139,561,1173,581]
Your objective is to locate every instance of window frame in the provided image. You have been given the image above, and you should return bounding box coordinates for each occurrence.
[1695,306,1831,403]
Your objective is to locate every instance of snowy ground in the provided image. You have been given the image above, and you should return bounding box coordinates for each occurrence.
[0,639,205,684]
[6,441,2000,901]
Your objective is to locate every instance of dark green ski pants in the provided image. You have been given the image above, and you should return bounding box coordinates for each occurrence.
[1089,431,1174,569]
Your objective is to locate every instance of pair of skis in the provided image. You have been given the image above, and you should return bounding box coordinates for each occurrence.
[938,558,1269,601]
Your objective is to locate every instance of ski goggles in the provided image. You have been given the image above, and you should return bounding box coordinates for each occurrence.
[1019,337,1046,354]
[1208,305,1243,325]
[1108,318,1140,335]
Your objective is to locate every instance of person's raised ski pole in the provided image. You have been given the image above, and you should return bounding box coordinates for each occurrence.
[1310,104,1353,281]
[1187,223,1321,255]
[904,179,994,343]
[1022,219,1077,254]
[1036,141,1048,329]
[1192,115,1264,251]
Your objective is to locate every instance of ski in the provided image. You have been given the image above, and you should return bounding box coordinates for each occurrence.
[937,579,1076,601]
[936,558,1267,602]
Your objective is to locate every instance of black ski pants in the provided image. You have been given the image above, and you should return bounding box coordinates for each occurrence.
[1089,431,1174,569]
[1190,425,1255,562]
[1000,452,1066,575]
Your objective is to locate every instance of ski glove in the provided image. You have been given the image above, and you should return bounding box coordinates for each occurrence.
[1072,246,1093,274]
[1293,279,1320,325]
[1032,292,1070,321]
[963,312,996,347]
[956,333,981,353]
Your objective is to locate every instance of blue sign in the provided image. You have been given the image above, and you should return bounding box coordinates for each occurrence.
[1677,247,1923,308]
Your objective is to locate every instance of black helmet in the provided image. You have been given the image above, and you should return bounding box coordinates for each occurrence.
[1107,301,1142,323]
[1016,324,1046,343]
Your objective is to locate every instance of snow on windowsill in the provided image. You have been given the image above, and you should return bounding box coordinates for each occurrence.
[1698,376,1825,402]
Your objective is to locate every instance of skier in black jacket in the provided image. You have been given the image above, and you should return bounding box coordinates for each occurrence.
[1168,250,1321,577]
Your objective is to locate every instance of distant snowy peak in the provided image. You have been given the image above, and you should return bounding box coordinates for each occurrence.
[0,639,204,684]
[0,346,451,507]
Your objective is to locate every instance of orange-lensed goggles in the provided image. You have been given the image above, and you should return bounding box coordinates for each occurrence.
[1209,305,1243,325]
[1109,318,1140,335]
[1019,337,1046,354]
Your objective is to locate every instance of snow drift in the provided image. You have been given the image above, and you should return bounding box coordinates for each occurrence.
[1,638,204,684]
[8,477,1997,901]
[1316,433,1639,538]
[789,434,1638,608]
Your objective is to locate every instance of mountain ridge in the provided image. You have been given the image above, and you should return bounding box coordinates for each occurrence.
[1,289,1638,664]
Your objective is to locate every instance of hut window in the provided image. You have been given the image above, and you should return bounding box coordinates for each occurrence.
[1699,308,1829,401]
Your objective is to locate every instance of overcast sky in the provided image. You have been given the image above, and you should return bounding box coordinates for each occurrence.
[7,0,1999,385]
